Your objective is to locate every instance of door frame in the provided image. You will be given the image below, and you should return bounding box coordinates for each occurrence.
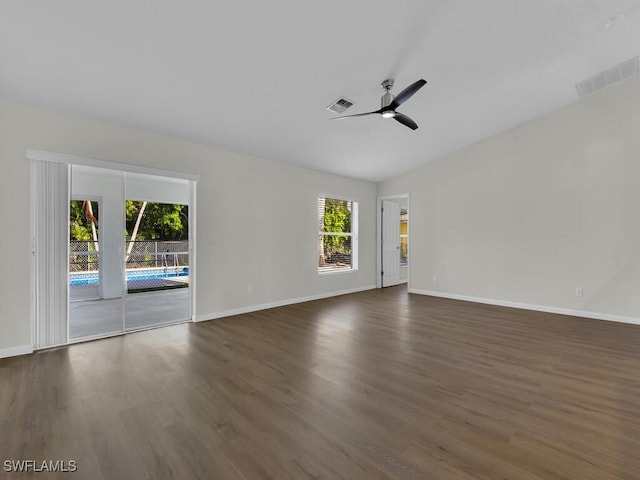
[376,193,409,289]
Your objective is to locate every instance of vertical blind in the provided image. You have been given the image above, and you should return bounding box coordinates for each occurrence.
[32,160,69,348]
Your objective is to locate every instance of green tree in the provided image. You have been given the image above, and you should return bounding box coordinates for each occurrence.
[322,199,352,257]
[125,201,188,240]
[69,200,99,271]
[69,200,99,245]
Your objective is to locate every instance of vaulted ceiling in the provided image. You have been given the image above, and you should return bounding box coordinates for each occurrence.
[1,1,639,181]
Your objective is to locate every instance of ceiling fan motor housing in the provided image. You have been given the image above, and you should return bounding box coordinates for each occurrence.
[381,79,395,110]
[381,91,395,109]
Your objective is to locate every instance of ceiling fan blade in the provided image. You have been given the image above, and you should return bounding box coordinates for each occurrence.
[393,112,418,130]
[331,109,381,120]
[389,79,426,110]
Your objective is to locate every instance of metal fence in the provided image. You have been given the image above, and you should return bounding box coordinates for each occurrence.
[69,240,189,292]
[69,241,99,272]
[124,240,189,269]
[69,240,189,270]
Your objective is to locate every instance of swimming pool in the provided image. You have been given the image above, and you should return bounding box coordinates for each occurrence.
[69,267,189,286]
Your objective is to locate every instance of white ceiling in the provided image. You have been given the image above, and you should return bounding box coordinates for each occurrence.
[2,1,640,182]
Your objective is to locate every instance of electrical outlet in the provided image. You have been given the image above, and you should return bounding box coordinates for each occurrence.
[248,284,253,294]
[433,274,437,282]
[575,287,583,297]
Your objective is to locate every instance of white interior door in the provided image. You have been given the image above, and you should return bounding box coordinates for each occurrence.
[382,200,400,287]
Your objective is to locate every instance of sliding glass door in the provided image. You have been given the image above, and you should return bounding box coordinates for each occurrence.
[68,166,125,339]
[124,173,190,331]
[67,166,191,340]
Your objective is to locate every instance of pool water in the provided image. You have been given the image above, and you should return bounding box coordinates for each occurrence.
[70,268,189,286]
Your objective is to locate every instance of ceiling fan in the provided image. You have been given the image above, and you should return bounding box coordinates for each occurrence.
[331,78,427,130]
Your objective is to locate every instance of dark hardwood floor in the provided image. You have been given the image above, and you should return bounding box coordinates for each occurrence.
[2,285,640,479]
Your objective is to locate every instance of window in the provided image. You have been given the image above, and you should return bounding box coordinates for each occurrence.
[318,196,358,273]
[400,208,408,267]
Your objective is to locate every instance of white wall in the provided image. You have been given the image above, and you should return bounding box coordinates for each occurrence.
[0,99,376,355]
[378,76,640,323]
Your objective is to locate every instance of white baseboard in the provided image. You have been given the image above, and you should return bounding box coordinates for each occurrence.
[195,285,377,322]
[409,289,640,327]
[0,344,34,359]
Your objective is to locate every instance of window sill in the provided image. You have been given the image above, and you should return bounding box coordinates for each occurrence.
[318,268,358,276]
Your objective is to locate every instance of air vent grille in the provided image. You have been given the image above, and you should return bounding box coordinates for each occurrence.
[576,56,639,98]
[326,97,354,114]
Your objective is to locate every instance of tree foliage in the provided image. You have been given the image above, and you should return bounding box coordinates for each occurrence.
[69,200,188,241]
[69,200,98,242]
[126,201,188,240]
[322,199,352,257]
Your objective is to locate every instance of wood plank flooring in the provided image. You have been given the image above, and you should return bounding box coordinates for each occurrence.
[2,285,640,479]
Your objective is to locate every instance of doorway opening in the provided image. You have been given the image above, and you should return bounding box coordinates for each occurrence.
[69,199,101,302]
[66,166,193,340]
[123,200,189,331]
[124,201,189,293]
[377,194,409,288]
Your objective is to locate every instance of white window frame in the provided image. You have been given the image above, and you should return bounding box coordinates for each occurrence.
[318,195,358,275]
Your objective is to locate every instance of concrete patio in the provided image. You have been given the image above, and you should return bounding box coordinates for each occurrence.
[69,287,190,339]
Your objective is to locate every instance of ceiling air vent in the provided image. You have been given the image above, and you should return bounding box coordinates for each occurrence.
[326,97,354,114]
[576,56,639,98]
